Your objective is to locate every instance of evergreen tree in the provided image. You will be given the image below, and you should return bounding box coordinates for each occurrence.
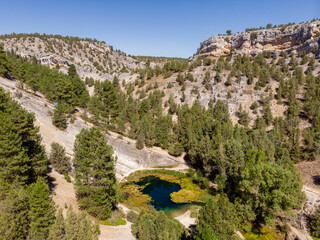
[176,73,184,85]
[228,150,304,226]
[195,198,237,240]
[303,112,320,159]
[0,44,8,77]
[195,227,219,240]
[135,134,144,150]
[89,80,120,125]
[0,182,30,239]
[64,206,79,240]
[310,206,320,238]
[68,64,78,78]
[262,104,273,126]
[52,104,67,129]
[0,88,47,184]
[168,142,184,156]
[48,209,66,240]
[238,110,250,127]
[73,128,117,220]
[48,207,99,240]
[132,210,185,240]
[0,113,31,184]
[49,142,71,174]
[211,100,230,123]
[28,178,55,240]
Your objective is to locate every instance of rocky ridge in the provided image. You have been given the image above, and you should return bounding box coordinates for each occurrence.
[0,34,146,81]
[194,20,320,59]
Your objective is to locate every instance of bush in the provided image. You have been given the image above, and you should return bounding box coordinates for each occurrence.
[127,211,138,223]
[250,32,257,42]
[64,172,71,183]
[135,136,144,150]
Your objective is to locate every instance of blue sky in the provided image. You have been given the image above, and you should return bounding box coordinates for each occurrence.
[0,0,319,57]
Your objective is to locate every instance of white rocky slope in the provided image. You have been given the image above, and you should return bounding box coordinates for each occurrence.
[0,34,146,81]
[0,77,184,180]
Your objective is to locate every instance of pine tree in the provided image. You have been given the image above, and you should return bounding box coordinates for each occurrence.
[68,64,78,78]
[310,206,320,238]
[195,199,237,240]
[77,212,99,240]
[262,104,273,126]
[238,110,250,127]
[176,73,184,85]
[0,88,48,183]
[195,227,219,240]
[0,44,8,77]
[65,206,79,240]
[73,128,117,220]
[0,113,31,184]
[64,206,99,240]
[135,134,144,150]
[48,209,66,240]
[0,183,30,239]
[168,142,184,156]
[89,80,119,125]
[211,100,230,123]
[132,210,185,240]
[28,178,55,240]
[49,142,71,174]
[52,104,67,129]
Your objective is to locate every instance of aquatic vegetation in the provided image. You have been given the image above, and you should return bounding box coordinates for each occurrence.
[121,170,210,212]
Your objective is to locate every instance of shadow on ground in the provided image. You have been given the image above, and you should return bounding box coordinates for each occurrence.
[312,175,320,186]
[47,166,57,192]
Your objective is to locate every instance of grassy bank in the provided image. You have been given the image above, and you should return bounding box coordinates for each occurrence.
[241,225,282,240]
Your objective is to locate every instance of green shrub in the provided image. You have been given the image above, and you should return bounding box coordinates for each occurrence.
[64,172,71,183]
[310,206,320,238]
[127,211,138,223]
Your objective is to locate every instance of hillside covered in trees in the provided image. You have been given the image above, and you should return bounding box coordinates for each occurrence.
[0,18,320,240]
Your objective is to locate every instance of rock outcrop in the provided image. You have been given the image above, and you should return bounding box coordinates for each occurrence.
[194,21,320,59]
[0,35,146,81]
[289,186,320,240]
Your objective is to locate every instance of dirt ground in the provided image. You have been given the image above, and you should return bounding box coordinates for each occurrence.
[174,210,196,228]
[297,158,320,191]
[48,168,135,240]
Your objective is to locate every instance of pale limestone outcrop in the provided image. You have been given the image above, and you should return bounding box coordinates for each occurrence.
[194,21,320,59]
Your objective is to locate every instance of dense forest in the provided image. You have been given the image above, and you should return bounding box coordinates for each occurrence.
[1,37,320,239]
[0,87,100,239]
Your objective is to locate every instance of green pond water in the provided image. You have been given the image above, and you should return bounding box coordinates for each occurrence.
[135,176,196,217]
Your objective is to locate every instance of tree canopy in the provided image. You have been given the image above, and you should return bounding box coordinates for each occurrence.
[73,127,118,220]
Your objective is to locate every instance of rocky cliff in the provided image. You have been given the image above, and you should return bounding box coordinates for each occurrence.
[194,20,320,59]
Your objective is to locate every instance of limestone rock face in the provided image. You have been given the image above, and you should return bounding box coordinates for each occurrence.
[0,36,146,81]
[194,21,320,59]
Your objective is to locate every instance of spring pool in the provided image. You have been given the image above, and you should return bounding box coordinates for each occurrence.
[135,176,190,216]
